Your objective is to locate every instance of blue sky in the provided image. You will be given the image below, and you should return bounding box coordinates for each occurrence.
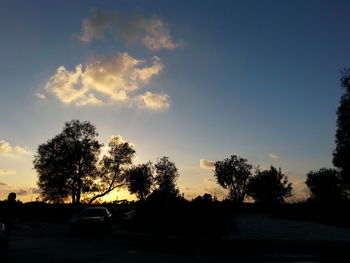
[0,0,349,201]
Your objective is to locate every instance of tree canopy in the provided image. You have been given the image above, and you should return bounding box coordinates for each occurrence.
[333,68,350,192]
[34,120,135,204]
[154,157,179,197]
[34,120,101,204]
[305,168,344,203]
[247,166,293,204]
[126,162,154,201]
[213,155,252,203]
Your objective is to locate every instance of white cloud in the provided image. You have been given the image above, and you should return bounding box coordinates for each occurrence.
[77,9,179,51]
[35,92,46,100]
[0,169,16,175]
[0,140,12,153]
[200,159,215,170]
[0,140,32,159]
[137,91,170,110]
[268,154,280,160]
[43,53,169,110]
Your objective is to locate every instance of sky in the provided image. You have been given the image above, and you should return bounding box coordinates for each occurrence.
[0,0,349,202]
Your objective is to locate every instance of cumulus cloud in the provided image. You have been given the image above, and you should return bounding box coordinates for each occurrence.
[200,159,215,170]
[0,169,16,175]
[0,140,32,159]
[77,9,178,51]
[43,53,169,110]
[268,154,280,159]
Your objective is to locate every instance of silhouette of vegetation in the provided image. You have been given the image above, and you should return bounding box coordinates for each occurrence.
[333,68,350,196]
[213,155,252,203]
[88,136,135,204]
[153,157,180,198]
[126,162,154,201]
[34,120,135,204]
[34,120,102,204]
[247,166,293,204]
[305,168,344,203]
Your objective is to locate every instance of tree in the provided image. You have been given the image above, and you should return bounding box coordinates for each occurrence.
[126,162,154,201]
[305,168,344,202]
[247,166,292,204]
[213,155,252,203]
[154,157,179,197]
[34,120,101,204]
[88,136,135,204]
[333,68,350,192]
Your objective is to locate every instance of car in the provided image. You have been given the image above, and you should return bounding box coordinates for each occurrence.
[0,223,8,254]
[69,207,112,233]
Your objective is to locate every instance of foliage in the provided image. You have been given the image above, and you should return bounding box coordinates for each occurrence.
[247,166,293,204]
[34,120,135,204]
[88,136,135,204]
[34,120,101,204]
[153,157,179,197]
[213,155,252,203]
[305,168,344,202]
[333,68,350,190]
[126,162,154,201]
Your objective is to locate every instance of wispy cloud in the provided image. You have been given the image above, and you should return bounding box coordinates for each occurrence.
[42,53,169,110]
[0,169,16,175]
[199,159,215,170]
[0,140,32,159]
[268,154,280,160]
[77,8,179,51]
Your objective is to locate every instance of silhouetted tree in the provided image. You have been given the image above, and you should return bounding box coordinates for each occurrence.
[213,155,252,203]
[126,162,154,201]
[88,136,135,204]
[333,68,350,195]
[154,157,179,197]
[305,168,344,202]
[34,120,101,204]
[247,166,292,204]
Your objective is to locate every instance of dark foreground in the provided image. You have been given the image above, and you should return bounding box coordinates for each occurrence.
[3,220,350,263]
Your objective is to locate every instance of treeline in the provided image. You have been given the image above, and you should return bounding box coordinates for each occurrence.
[31,68,349,206]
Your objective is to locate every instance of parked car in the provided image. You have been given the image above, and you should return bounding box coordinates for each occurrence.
[0,223,8,254]
[69,207,112,233]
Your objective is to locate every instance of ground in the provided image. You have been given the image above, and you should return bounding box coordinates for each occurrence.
[3,213,350,262]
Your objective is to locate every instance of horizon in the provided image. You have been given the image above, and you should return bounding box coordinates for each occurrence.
[1,0,350,202]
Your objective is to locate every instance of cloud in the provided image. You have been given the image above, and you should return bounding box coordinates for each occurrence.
[137,91,170,110]
[125,16,179,51]
[17,189,29,196]
[268,154,280,160]
[0,140,32,159]
[204,178,216,184]
[0,181,7,186]
[43,53,169,110]
[0,169,16,175]
[200,159,215,170]
[0,140,12,153]
[35,92,46,100]
[77,9,179,51]
[77,8,115,42]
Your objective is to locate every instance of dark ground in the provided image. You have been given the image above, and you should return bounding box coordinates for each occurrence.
[3,213,350,263]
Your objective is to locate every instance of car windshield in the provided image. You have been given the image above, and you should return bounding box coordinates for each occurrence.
[78,209,105,217]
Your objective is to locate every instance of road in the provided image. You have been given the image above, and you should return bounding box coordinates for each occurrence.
[2,221,334,263]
